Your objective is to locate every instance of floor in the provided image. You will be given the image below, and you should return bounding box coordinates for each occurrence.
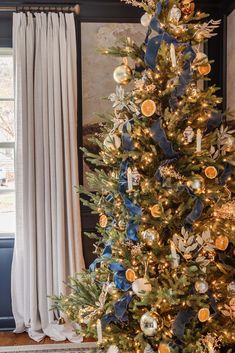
[0,333,94,347]
[0,333,68,346]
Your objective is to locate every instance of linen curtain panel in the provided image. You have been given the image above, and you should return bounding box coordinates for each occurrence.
[12,12,85,342]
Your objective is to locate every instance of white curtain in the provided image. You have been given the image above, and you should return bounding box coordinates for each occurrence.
[12,12,85,342]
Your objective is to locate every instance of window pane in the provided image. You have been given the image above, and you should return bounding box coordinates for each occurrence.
[0,192,15,234]
[0,55,14,99]
[0,100,15,142]
[0,148,15,190]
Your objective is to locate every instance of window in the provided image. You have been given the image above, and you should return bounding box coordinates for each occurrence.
[0,48,15,237]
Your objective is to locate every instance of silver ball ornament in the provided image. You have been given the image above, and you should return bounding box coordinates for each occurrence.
[227,281,235,295]
[195,279,209,294]
[140,312,158,336]
[141,13,152,27]
[142,228,159,246]
[144,344,154,353]
[191,178,201,190]
[168,5,182,23]
[113,64,132,85]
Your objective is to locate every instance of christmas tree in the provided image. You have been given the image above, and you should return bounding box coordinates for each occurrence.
[52,0,235,352]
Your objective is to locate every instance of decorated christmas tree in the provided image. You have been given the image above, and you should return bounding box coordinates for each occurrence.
[52,0,235,352]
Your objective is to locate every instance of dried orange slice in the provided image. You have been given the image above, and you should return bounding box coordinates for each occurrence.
[205,166,218,179]
[158,343,171,353]
[215,235,229,251]
[141,99,156,117]
[198,63,211,76]
[125,269,136,282]
[198,308,210,322]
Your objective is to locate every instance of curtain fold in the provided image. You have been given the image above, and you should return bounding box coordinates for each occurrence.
[12,11,85,342]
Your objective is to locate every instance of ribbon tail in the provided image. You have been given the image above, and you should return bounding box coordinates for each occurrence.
[151,119,178,158]
[185,197,204,228]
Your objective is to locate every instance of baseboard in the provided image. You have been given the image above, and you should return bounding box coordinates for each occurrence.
[0,342,97,353]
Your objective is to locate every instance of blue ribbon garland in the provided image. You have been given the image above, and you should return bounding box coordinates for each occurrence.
[151,118,179,159]
[101,292,133,328]
[122,122,134,152]
[219,163,232,186]
[144,3,196,110]
[109,263,131,291]
[185,197,204,228]
[89,244,112,272]
[205,112,223,134]
[172,309,195,339]
[119,160,142,242]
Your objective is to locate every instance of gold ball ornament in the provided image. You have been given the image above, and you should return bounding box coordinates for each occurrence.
[140,311,159,336]
[215,235,229,251]
[223,136,235,152]
[198,307,210,322]
[158,343,171,353]
[113,64,132,85]
[180,0,195,15]
[141,99,157,117]
[204,166,218,179]
[150,204,162,218]
[198,63,211,76]
[142,228,160,247]
[125,269,136,283]
[99,214,108,228]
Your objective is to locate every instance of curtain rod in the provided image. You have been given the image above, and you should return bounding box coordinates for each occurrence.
[0,3,80,14]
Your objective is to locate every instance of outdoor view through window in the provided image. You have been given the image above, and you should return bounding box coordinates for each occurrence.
[0,49,15,236]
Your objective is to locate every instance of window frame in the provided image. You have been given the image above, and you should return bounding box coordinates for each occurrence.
[0,47,15,238]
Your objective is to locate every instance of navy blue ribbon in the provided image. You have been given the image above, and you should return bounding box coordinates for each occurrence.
[145,16,178,70]
[169,45,196,110]
[172,309,195,339]
[122,122,134,152]
[101,292,133,329]
[219,163,232,186]
[151,119,178,159]
[144,3,195,110]
[89,244,112,272]
[205,112,223,134]
[109,263,131,291]
[119,160,142,242]
[174,45,196,98]
[185,197,204,228]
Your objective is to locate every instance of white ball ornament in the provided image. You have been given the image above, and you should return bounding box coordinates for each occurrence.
[132,278,152,297]
[195,279,209,294]
[104,134,121,151]
[141,12,152,27]
[107,345,119,353]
